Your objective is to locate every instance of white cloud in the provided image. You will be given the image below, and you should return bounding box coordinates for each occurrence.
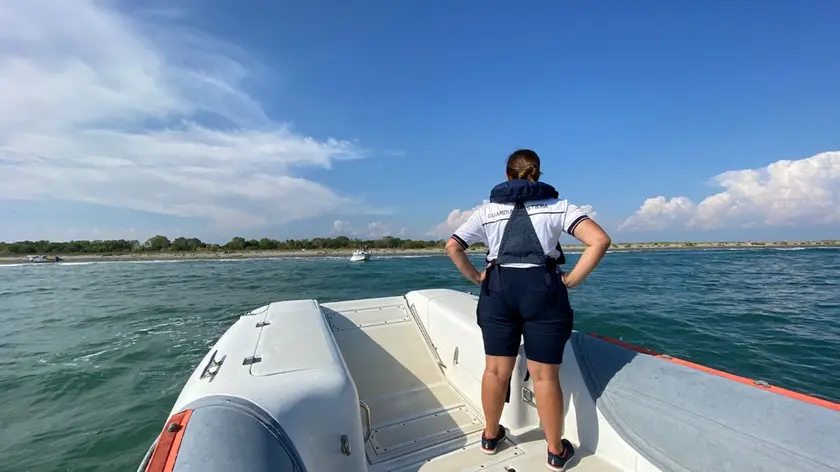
[332,220,350,233]
[366,221,407,238]
[427,201,488,238]
[428,201,599,238]
[67,226,136,238]
[367,221,390,238]
[578,204,598,220]
[620,151,840,231]
[330,220,406,238]
[618,196,695,231]
[2,225,152,243]
[0,0,379,230]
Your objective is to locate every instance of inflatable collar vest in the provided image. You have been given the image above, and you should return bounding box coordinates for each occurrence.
[487,180,566,266]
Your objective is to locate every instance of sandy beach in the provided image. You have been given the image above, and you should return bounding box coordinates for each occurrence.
[2,240,838,265]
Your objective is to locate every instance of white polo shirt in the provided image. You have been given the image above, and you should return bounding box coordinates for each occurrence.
[451,199,590,268]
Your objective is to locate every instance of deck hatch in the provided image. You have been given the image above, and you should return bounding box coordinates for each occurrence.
[325,304,411,331]
[367,405,482,462]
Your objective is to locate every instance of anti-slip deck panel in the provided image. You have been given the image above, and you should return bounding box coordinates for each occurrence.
[323,298,484,467]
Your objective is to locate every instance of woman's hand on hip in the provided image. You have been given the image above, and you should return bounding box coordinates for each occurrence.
[561,272,578,288]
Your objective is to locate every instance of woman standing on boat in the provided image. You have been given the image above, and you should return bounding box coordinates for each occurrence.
[445,149,611,471]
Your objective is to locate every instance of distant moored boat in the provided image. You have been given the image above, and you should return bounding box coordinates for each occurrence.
[349,248,371,262]
[26,255,63,263]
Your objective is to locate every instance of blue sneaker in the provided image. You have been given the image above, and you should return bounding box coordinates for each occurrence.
[546,439,575,471]
[480,424,506,454]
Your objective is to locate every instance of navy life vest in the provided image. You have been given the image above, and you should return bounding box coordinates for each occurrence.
[487,179,566,267]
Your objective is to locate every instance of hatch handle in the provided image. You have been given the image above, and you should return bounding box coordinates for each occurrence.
[359,401,372,441]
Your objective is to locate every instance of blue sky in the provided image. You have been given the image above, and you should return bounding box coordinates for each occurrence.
[1,0,838,243]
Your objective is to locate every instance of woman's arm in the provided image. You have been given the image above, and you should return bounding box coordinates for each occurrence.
[445,238,483,285]
[562,219,611,288]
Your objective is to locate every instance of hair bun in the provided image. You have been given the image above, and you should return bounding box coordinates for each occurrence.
[520,164,540,180]
[506,149,542,182]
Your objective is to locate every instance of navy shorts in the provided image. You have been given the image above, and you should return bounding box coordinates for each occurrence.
[476,265,574,365]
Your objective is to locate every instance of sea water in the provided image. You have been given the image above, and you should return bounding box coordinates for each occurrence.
[0,248,838,471]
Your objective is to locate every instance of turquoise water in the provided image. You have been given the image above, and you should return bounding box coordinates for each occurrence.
[1,248,839,471]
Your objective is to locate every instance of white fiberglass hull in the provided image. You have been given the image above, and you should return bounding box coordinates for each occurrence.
[138,289,840,472]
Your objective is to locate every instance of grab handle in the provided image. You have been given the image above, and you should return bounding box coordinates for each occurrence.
[359,401,372,441]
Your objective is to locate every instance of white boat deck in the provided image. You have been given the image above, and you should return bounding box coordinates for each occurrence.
[153,288,840,472]
[322,296,623,472]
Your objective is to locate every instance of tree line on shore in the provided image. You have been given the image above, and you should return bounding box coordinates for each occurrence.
[0,235,488,255]
[3,235,836,256]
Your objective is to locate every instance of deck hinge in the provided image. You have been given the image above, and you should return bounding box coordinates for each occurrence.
[406,299,448,371]
[754,380,770,388]
[453,346,459,365]
[242,355,262,366]
[255,321,271,328]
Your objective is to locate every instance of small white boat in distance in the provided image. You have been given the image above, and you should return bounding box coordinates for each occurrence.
[138,289,840,472]
[26,255,62,263]
[349,249,371,262]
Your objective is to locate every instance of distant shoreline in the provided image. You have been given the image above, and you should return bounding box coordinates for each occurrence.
[1,240,838,265]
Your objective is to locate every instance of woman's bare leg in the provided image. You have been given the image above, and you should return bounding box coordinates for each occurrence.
[527,359,564,454]
[482,355,517,437]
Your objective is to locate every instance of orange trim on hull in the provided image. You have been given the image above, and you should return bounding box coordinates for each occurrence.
[145,409,193,472]
[588,332,840,413]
